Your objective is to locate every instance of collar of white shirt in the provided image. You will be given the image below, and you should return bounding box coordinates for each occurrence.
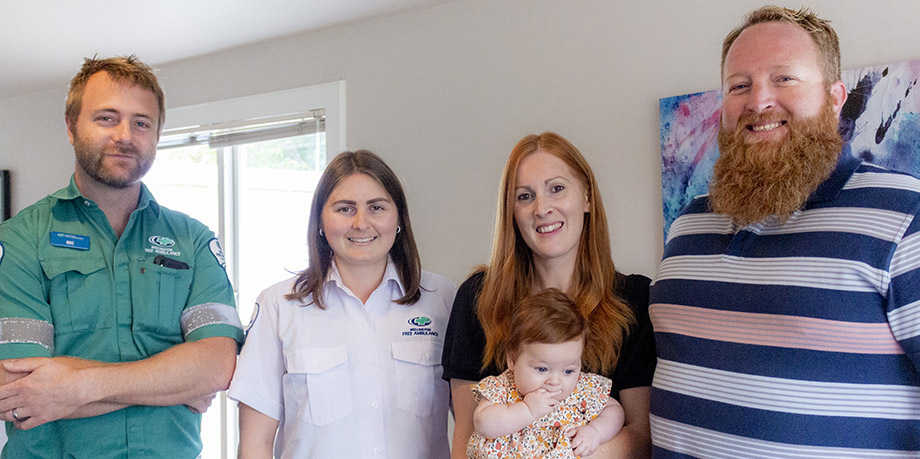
[326,256,406,299]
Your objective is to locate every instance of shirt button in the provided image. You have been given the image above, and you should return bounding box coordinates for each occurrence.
[83,200,91,206]
[371,401,379,408]
[374,447,383,454]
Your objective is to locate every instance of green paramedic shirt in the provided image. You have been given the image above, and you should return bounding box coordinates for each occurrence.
[0,177,244,458]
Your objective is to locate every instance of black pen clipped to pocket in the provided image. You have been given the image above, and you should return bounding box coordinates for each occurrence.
[153,254,190,270]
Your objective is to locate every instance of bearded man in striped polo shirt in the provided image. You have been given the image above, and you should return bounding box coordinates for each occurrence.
[650,5,920,458]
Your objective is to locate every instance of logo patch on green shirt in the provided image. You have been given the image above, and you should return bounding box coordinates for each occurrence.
[148,236,176,247]
[209,238,226,269]
[145,235,181,257]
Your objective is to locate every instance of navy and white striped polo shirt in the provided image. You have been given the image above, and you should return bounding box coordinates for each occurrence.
[650,149,920,458]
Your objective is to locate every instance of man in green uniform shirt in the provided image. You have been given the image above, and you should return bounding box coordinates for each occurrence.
[0,56,244,458]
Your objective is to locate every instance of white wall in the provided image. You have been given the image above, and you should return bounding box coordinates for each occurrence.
[2,0,920,283]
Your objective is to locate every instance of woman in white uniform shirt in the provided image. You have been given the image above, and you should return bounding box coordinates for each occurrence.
[229,150,456,459]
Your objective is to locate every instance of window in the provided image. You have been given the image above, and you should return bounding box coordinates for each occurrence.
[143,82,345,458]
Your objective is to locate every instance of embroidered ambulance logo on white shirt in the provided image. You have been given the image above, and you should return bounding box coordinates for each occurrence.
[409,316,432,327]
[245,303,260,336]
[403,316,437,337]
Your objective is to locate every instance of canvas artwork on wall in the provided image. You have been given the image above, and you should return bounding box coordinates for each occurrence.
[659,57,920,238]
[0,170,9,222]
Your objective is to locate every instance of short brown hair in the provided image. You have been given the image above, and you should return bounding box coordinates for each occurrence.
[502,289,587,366]
[65,55,165,135]
[722,5,841,83]
[287,150,422,309]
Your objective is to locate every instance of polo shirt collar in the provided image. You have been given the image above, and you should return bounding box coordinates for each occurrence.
[136,182,159,214]
[327,256,406,297]
[49,175,84,201]
[806,144,862,205]
[50,175,160,215]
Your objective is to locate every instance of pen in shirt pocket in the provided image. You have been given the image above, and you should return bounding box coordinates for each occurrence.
[153,254,189,270]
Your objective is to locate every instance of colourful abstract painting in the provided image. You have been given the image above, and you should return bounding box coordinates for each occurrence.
[659,58,920,238]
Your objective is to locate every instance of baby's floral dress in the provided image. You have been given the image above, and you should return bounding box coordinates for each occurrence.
[467,369,612,459]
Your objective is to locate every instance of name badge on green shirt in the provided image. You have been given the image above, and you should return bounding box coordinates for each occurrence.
[50,232,90,251]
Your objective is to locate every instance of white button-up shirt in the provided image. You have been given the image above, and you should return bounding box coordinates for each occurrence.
[229,260,456,459]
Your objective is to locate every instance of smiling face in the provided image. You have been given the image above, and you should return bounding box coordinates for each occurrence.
[68,71,160,189]
[321,173,399,272]
[712,19,847,225]
[720,21,845,144]
[512,150,589,270]
[508,339,583,402]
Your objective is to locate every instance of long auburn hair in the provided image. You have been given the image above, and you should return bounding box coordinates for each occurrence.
[286,150,422,308]
[477,132,634,374]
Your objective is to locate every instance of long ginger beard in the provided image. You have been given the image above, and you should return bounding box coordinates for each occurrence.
[710,97,844,226]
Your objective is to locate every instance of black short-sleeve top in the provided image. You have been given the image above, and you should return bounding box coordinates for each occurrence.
[441,271,655,399]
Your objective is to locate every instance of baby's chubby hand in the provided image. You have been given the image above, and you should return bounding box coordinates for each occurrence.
[522,388,560,420]
[568,424,602,457]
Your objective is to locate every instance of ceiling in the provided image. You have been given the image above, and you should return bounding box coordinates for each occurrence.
[0,0,455,101]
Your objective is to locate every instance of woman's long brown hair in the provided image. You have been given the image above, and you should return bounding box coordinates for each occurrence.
[477,132,634,374]
[287,150,422,308]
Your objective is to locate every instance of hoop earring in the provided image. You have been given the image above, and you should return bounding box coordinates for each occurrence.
[319,228,325,237]
[396,225,401,234]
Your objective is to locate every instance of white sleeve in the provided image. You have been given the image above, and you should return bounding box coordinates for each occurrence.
[228,286,286,420]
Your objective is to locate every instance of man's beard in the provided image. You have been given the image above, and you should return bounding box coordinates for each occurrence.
[710,97,843,226]
[73,133,154,189]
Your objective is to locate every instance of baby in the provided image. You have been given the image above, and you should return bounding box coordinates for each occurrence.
[468,289,625,458]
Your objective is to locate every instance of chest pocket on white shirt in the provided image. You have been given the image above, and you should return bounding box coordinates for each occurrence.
[392,341,442,418]
[287,346,353,426]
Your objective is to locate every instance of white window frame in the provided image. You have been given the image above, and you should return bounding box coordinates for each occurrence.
[165,80,345,153]
[160,81,346,458]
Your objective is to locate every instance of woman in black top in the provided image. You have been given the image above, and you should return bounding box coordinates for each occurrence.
[441,132,655,458]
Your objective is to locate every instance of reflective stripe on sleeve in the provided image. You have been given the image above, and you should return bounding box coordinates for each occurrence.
[0,318,54,351]
[180,303,243,338]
